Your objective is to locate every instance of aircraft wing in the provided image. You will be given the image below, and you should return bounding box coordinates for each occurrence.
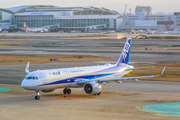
[131,66,154,70]
[78,79,91,84]
[125,66,154,71]
[98,64,167,83]
[78,64,167,84]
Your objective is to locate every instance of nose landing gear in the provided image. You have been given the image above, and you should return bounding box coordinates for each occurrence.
[63,88,71,94]
[35,90,40,100]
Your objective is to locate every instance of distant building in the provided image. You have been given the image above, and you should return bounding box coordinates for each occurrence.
[0,8,16,30]
[135,6,152,15]
[174,12,180,31]
[147,15,171,21]
[121,6,174,31]
[0,5,123,31]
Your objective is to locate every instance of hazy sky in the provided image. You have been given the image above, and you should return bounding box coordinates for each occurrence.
[0,0,179,14]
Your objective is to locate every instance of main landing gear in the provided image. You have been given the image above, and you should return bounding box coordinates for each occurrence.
[93,92,101,96]
[35,90,40,100]
[63,88,71,94]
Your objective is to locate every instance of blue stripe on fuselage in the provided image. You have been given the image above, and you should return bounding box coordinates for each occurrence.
[38,65,127,86]
[39,72,116,86]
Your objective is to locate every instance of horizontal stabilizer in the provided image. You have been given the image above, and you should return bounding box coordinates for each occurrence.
[126,66,154,71]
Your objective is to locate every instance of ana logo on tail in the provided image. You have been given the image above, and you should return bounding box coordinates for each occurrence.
[122,41,130,61]
[116,38,132,65]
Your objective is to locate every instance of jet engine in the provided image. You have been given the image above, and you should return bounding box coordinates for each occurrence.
[41,89,55,93]
[84,82,102,94]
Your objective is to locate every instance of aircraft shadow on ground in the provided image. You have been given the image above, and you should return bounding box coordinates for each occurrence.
[42,94,94,100]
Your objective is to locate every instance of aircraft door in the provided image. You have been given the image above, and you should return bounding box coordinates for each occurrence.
[65,71,70,82]
[41,73,47,83]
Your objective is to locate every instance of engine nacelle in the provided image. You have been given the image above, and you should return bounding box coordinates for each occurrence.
[41,89,55,93]
[84,82,102,94]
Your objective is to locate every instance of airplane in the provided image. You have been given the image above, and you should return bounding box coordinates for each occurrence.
[23,22,48,33]
[21,38,167,100]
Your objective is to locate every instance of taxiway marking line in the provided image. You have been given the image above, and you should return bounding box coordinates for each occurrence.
[3,104,22,120]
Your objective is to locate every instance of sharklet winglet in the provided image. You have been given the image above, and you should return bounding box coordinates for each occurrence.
[25,61,30,74]
[161,64,167,75]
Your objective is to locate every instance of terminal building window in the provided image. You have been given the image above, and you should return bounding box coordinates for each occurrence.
[114,19,116,28]
[0,20,10,23]
[12,18,111,28]
[0,12,2,20]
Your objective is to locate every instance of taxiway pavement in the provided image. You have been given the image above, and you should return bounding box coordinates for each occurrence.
[0,38,180,120]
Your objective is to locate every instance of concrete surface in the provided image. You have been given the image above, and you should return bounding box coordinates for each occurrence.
[0,34,180,120]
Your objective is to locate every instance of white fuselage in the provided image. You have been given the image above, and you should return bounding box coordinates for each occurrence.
[25,28,48,33]
[21,64,133,91]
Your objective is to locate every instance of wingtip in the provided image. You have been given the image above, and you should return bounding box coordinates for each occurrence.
[161,64,167,75]
[25,61,30,74]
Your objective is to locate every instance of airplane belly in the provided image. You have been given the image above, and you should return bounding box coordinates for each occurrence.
[68,83,83,88]
[35,83,70,90]
[36,82,82,90]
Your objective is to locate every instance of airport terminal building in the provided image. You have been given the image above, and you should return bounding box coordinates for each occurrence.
[0,5,123,31]
[123,6,174,31]
[1,5,179,32]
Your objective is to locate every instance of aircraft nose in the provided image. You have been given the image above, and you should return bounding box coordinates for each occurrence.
[21,80,27,88]
[21,80,33,90]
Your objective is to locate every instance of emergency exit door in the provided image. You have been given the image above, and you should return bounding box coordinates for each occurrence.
[41,73,47,83]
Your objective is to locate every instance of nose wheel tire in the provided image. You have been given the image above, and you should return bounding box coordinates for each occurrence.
[63,88,71,94]
[35,96,40,100]
[35,90,40,100]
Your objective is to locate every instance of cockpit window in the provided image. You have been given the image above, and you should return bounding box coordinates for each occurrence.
[25,76,38,80]
[27,77,32,79]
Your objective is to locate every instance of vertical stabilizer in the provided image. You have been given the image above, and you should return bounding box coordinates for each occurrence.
[23,22,29,29]
[116,38,132,65]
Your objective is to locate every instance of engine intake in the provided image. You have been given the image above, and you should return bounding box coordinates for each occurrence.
[84,82,102,94]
